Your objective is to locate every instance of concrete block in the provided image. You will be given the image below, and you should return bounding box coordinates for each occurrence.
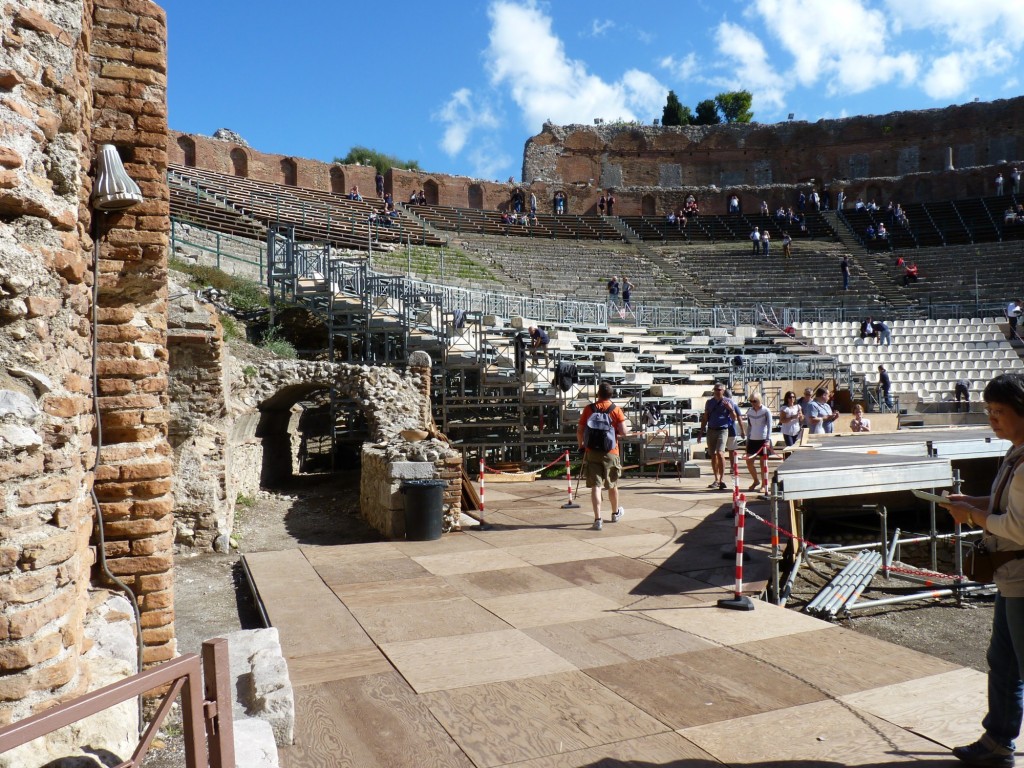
[481,314,506,327]
[388,461,437,480]
[689,336,710,345]
[622,373,653,385]
[604,351,637,363]
[510,316,537,329]
[594,361,624,373]
[220,628,294,746]
[233,718,280,768]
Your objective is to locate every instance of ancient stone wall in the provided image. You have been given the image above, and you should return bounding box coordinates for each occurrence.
[167,129,523,213]
[0,0,173,727]
[89,0,175,670]
[523,101,1024,214]
[0,0,96,725]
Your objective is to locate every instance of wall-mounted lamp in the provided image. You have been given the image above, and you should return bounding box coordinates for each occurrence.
[91,144,143,211]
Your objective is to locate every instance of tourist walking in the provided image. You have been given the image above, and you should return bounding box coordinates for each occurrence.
[577,382,628,530]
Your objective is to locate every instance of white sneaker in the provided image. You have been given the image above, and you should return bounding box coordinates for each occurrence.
[592,518,603,530]
[612,507,624,522]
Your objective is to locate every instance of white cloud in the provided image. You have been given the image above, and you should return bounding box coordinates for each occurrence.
[467,142,513,180]
[433,88,499,157]
[921,43,1015,99]
[589,18,614,37]
[484,0,667,128]
[712,22,787,112]
[659,53,698,81]
[748,0,918,95]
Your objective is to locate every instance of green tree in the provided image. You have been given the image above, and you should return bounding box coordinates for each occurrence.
[661,90,691,126]
[335,146,420,175]
[715,90,754,123]
[693,99,721,126]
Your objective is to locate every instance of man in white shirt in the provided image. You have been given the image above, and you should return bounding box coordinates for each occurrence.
[1008,299,1023,341]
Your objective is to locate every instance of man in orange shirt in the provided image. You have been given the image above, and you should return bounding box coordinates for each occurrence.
[577,381,629,530]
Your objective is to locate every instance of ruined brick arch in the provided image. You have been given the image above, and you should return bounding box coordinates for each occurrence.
[177,134,196,167]
[468,183,484,209]
[281,157,298,186]
[641,194,656,216]
[330,166,346,195]
[230,147,248,177]
[423,179,439,205]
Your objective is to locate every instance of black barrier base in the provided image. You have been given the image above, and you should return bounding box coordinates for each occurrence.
[561,501,581,509]
[472,522,494,531]
[717,596,755,611]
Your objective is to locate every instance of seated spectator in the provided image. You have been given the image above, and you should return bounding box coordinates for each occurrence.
[409,191,418,204]
[383,192,393,207]
[527,210,538,225]
[684,198,699,216]
[775,206,786,220]
[378,208,393,226]
[877,222,888,239]
[1006,207,1018,224]
[387,205,399,219]
[866,224,876,239]
[677,213,687,230]
[860,317,876,341]
[500,212,512,225]
[666,211,677,224]
[417,190,426,205]
[527,325,549,364]
[895,255,905,268]
[855,198,866,210]
[348,186,363,202]
[367,210,378,224]
[518,213,529,226]
[903,261,919,286]
[760,200,769,215]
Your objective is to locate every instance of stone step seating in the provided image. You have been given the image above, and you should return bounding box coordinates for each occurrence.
[793,318,1024,402]
[169,163,445,252]
[169,184,266,240]
[887,243,1024,305]
[650,240,879,307]
[411,201,622,242]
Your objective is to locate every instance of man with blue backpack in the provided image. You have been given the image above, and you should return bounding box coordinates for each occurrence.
[577,381,629,530]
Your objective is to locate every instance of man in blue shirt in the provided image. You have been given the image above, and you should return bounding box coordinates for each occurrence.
[699,383,745,490]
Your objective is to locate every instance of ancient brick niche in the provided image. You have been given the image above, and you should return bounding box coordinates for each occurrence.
[0,0,174,726]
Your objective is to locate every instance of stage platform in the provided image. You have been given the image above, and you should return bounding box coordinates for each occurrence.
[244,476,987,767]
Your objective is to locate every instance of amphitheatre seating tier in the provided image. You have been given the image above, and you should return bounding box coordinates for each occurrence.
[409,202,622,242]
[839,195,1024,251]
[650,241,880,308]
[877,241,1024,305]
[619,211,837,245]
[168,163,445,251]
[169,184,266,240]
[792,318,1024,403]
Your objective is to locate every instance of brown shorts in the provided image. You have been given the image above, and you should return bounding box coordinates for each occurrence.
[706,428,728,453]
[584,452,622,489]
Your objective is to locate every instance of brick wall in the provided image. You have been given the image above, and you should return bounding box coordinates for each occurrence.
[0,0,96,724]
[89,0,175,668]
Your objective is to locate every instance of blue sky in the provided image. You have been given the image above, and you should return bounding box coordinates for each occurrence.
[160,0,1024,182]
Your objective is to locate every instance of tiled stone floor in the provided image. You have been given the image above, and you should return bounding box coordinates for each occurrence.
[245,478,984,767]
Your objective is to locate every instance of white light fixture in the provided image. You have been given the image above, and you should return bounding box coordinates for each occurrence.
[92,144,143,211]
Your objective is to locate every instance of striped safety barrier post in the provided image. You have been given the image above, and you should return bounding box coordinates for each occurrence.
[478,456,485,520]
[561,450,580,509]
[731,450,741,515]
[760,446,769,496]
[718,494,754,611]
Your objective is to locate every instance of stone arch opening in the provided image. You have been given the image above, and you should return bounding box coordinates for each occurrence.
[177,135,196,167]
[423,179,440,205]
[641,193,656,216]
[330,166,346,195]
[230,147,248,177]
[468,184,484,209]
[281,157,298,186]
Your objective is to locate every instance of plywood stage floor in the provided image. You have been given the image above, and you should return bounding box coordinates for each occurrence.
[244,478,987,767]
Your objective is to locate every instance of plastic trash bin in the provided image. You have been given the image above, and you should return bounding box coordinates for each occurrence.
[399,479,446,541]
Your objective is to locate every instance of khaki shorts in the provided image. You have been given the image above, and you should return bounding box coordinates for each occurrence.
[706,428,728,453]
[584,452,622,489]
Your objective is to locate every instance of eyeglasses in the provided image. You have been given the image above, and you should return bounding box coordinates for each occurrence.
[985,406,1009,417]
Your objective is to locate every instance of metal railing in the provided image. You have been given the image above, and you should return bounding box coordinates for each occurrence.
[170,218,266,282]
[0,639,235,768]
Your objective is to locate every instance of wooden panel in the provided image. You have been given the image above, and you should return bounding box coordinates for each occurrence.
[736,626,961,696]
[643,595,826,645]
[443,566,575,599]
[681,699,942,766]
[380,629,576,693]
[477,587,622,629]
[504,539,613,566]
[423,671,668,767]
[525,614,714,669]
[287,647,393,687]
[243,550,374,659]
[586,647,826,728]
[329,575,463,608]
[280,673,474,768]
[839,667,988,749]
[412,548,531,576]
[348,596,512,644]
[538,555,658,585]
[502,731,721,768]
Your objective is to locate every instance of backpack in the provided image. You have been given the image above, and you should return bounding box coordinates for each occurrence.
[584,403,617,452]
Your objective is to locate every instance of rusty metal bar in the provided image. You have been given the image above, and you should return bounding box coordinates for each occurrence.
[127,676,187,767]
[182,658,209,768]
[202,638,236,768]
[0,654,202,752]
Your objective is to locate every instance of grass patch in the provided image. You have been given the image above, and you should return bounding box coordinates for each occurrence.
[236,492,256,509]
[260,325,297,359]
[170,256,268,312]
[374,246,497,282]
[220,315,240,340]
